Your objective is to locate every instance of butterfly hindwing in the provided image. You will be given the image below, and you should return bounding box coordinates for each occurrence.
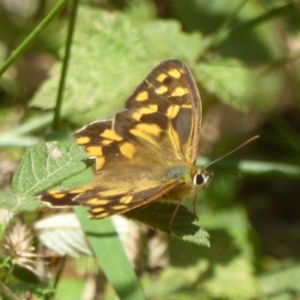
[71,181,180,218]
[41,180,180,217]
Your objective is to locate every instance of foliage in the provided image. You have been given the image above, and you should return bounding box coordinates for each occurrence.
[0,0,300,299]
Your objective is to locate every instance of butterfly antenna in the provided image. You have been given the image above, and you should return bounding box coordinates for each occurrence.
[203,135,259,170]
[216,171,242,178]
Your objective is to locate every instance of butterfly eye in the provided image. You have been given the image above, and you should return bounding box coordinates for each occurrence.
[193,171,212,187]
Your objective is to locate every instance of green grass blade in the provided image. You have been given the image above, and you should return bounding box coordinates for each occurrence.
[74,207,145,300]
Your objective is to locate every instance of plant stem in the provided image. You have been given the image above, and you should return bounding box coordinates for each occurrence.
[53,0,80,130]
[199,0,249,59]
[0,0,68,77]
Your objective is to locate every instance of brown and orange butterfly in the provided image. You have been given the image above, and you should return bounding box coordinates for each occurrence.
[40,60,212,229]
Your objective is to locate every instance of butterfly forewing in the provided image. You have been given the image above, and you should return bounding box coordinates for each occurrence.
[40,60,202,219]
[114,60,201,164]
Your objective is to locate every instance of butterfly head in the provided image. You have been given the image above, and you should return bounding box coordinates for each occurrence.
[166,165,213,190]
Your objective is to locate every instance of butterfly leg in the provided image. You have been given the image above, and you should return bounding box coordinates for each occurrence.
[167,199,183,234]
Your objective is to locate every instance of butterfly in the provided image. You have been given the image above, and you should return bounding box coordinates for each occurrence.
[40,60,213,230]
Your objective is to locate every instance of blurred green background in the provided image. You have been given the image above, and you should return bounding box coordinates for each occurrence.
[0,0,300,299]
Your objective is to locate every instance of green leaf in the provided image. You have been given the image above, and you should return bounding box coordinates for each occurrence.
[8,282,55,299]
[0,191,44,213]
[142,21,202,62]
[75,207,145,300]
[259,263,300,298]
[196,208,259,298]
[143,207,259,299]
[12,264,40,284]
[124,202,210,247]
[12,140,89,195]
[30,7,202,124]
[168,0,284,64]
[194,59,265,111]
